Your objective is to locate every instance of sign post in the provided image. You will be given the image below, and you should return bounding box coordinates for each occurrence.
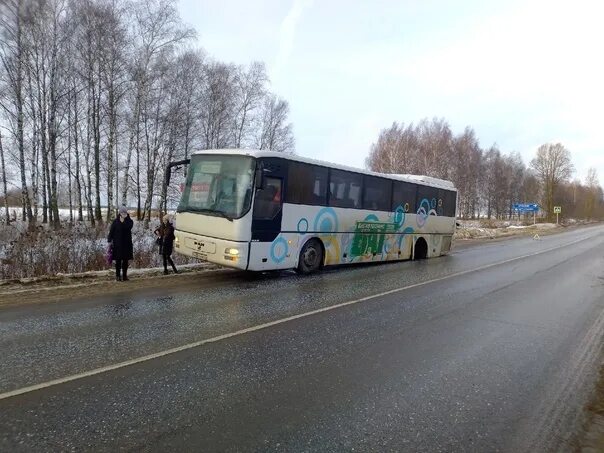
[554,206,561,224]
[512,203,540,225]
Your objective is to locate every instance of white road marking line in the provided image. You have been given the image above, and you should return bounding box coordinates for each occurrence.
[0,234,596,401]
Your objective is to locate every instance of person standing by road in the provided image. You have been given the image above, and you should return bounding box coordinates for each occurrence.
[108,206,134,281]
[154,214,178,275]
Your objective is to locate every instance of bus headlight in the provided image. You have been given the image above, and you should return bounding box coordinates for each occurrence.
[225,248,239,256]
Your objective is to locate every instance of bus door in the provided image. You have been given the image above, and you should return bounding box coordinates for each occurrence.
[249,158,290,270]
[252,175,283,242]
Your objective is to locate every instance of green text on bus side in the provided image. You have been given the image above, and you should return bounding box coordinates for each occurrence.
[350,221,397,257]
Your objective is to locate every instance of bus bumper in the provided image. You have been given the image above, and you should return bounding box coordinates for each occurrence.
[174,230,249,270]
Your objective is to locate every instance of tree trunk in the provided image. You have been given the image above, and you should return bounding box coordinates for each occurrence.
[106,85,116,222]
[48,91,60,229]
[86,82,95,227]
[121,83,143,207]
[46,5,61,229]
[31,127,39,221]
[546,182,554,223]
[15,5,34,224]
[42,153,48,224]
[67,92,73,225]
[85,151,95,227]
[27,63,39,220]
[136,117,141,221]
[142,90,164,228]
[73,81,83,222]
[35,49,50,224]
[0,131,9,224]
[93,70,102,223]
[159,138,176,219]
[114,110,119,217]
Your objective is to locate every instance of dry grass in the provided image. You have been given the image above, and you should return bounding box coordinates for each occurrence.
[0,220,194,280]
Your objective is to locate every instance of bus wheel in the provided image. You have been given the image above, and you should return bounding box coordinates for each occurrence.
[297,239,323,274]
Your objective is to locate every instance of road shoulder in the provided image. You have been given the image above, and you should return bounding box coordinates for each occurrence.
[576,366,604,452]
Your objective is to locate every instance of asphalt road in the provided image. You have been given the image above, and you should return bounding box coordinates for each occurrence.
[1,225,604,452]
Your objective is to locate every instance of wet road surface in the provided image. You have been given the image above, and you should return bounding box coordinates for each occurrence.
[1,225,604,451]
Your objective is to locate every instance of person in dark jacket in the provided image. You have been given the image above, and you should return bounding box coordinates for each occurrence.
[108,206,134,281]
[154,214,178,275]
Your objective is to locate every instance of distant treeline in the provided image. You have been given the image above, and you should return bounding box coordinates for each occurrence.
[366,118,604,221]
[0,0,294,228]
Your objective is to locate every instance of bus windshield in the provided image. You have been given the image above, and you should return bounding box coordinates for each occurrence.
[177,154,255,219]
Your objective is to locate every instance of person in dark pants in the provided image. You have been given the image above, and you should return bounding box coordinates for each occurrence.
[154,214,178,275]
[108,206,134,281]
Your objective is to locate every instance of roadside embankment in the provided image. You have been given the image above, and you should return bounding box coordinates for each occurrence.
[453,219,600,240]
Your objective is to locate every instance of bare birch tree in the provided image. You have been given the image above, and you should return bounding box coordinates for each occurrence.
[256,94,294,153]
[121,0,194,216]
[232,62,267,148]
[0,129,9,223]
[530,143,574,221]
[0,0,34,223]
[1,0,295,230]
[585,167,599,220]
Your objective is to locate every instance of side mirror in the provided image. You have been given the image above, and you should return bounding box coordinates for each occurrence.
[255,163,265,190]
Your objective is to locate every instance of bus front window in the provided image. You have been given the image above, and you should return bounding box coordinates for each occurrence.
[177,155,254,219]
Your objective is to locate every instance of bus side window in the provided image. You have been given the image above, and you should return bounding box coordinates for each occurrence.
[287,162,327,206]
[329,169,362,209]
[393,181,417,213]
[254,177,282,219]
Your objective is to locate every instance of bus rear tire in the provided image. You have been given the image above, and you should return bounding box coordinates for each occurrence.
[297,238,323,274]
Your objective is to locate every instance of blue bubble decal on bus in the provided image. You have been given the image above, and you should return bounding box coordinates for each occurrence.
[397,226,416,250]
[393,205,405,227]
[297,218,309,234]
[270,237,288,263]
[417,198,432,228]
[314,207,338,232]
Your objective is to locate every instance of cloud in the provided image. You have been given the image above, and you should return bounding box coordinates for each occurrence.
[322,0,604,186]
[273,0,313,77]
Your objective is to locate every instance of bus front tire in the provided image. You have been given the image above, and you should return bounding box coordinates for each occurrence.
[297,239,323,274]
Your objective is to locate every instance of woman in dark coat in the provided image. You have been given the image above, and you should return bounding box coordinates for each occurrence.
[154,214,178,275]
[108,206,134,281]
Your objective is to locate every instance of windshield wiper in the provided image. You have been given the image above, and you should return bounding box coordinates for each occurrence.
[211,210,234,222]
[179,207,233,221]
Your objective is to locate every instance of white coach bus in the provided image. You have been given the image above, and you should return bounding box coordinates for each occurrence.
[171,149,457,274]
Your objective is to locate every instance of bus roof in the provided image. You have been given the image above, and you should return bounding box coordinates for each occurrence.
[190,149,457,191]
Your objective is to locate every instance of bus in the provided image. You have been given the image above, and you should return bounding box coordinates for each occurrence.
[170,149,457,274]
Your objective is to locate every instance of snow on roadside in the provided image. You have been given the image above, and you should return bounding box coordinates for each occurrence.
[0,209,190,280]
[454,220,562,240]
[0,262,219,288]
[534,223,557,229]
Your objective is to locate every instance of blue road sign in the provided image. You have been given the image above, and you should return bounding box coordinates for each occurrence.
[512,203,539,213]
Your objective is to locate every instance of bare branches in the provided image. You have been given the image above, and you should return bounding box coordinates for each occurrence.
[0,0,33,222]
[256,94,294,153]
[0,0,295,228]
[367,121,603,221]
[530,143,574,221]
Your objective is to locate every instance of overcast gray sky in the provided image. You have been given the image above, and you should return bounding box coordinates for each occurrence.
[179,0,604,186]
